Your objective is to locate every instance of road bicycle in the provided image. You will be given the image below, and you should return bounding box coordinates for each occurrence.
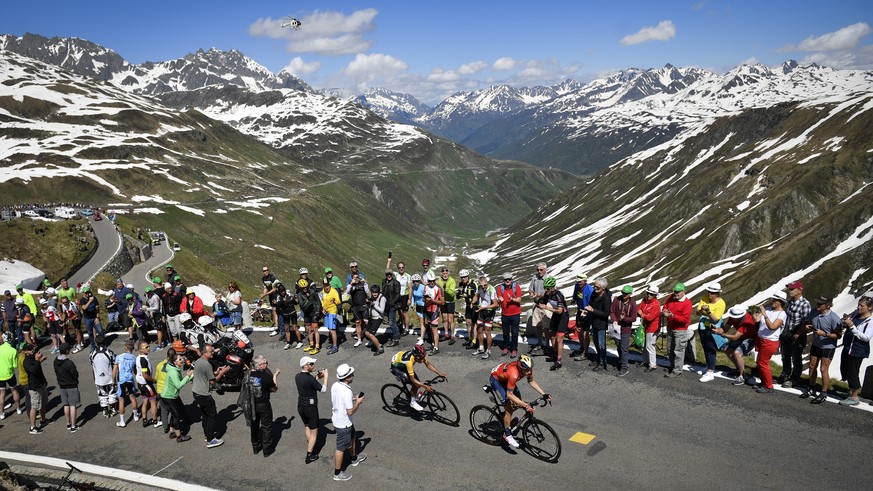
[469,385,561,463]
[381,375,460,427]
[54,462,99,490]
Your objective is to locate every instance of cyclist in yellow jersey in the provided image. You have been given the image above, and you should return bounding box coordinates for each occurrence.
[390,345,446,412]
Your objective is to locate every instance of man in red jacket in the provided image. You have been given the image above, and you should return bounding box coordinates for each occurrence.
[714,305,759,385]
[662,282,692,378]
[638,285,661,372]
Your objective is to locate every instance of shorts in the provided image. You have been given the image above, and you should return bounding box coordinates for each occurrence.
[230,311,243,326]
[59,387,80,406]
[415,305,425,317]
[389,366,419,385]
[298,405,319,430]
[549,313,569,334]
[725,338,754,356]
[349,306,366,322]
[324,313,338,330]
[118,381,136,398]
[425,309,440,325]
[443,302,455,314]
[575,312,591,332]
[48,321,61,335]
[29,386,49,411]
[477,310,495,326]
[398,295,409,308]
[138,382,157,400]
[465,307,477,322]
[303,311,318,325]
[810,345,836,360]
[0,375,17,389]
[488,375,520,405]
[366,318,382,334]
[336,425,355,451]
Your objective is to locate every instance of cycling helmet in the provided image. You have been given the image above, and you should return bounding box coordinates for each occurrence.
[1,331,11,343]
[411,274,422,282]
[179,312,193,325]
[297,278,309,289]
[197,316,214,328]
[519,354,533,370]
[299,267,309,275]
[459,269,470,278]
[172,340,186,354]
[425,271,436,282]
[412,345,426,359]
[543,277,557,289]
[39,297,47,305]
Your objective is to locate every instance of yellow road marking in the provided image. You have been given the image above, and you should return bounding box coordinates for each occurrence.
[569,432,596,445]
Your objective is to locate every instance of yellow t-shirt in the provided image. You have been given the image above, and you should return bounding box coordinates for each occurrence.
[697,297,726,327]
[321,288,340,315]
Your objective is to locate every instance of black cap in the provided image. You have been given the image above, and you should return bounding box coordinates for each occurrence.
[815,295,832,305]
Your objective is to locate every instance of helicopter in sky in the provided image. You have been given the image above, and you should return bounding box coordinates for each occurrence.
[280,16,302,30]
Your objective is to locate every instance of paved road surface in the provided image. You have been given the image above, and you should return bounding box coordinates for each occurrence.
[122,239,173,292]
[67,217,121,286]
[3,334,871,490]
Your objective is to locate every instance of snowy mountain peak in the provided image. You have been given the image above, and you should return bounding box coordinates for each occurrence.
[353,87,431,123]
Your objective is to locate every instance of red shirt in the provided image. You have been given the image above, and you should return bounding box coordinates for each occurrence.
[663,294,692,331]
[490,361,531,390]
[729,313,758,340]
[638,297,661,333]
[496,282,522,316]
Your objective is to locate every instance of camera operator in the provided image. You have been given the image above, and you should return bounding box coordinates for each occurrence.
[296,356,328,464]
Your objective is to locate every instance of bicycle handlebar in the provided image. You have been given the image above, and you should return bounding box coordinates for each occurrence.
[425,375,446,386]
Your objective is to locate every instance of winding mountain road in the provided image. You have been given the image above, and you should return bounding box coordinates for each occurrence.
[67,216,121,286]
[122,238,173,292]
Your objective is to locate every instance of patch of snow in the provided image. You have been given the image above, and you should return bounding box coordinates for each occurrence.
[175,205,205,217]
[254,244,275,251]
[612,230,641,247]
[736,200,751,211]
[686,229,705,241]
[132,207,164,214]
[0,259,46,292]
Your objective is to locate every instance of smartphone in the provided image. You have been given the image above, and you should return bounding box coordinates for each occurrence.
[358,391,365,398]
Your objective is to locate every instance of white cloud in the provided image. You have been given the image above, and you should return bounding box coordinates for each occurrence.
[458,61,487,75]
[739,56,760,66]
[341,53,409,85]
[620,20,677,46]
[281,57,321,76]
[427,69,461,83]
[249,9,378,56]
[780,22,871,52]
[493,57,519,71]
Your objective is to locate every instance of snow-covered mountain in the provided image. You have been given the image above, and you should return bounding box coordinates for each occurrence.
[353,87,431,126]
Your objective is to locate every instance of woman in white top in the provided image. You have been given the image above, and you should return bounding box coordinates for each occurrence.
[754,291,787,393]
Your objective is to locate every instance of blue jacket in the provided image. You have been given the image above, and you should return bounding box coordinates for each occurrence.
[572,282,594,310]
[843,314,872,358]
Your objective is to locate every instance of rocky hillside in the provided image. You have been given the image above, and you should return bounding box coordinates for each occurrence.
[474,94,873,308]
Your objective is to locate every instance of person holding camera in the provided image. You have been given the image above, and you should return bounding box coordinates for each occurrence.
[249,355,279,457]
[364,285,386,356]
[381,270,401,347]
[753,292,787,393]
[838,297,872,406]
[345,273,371,348]
[331,364,366,481]
[296,356,328,463]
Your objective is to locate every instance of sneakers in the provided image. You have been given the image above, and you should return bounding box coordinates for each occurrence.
[839,397,860,406]
[310,347,320,355]
[429,347,439,355]
[16,406,25,415]
[410,400,425,412]
[481,349,491,359]
[269,329,278,337]
[510,350,518,359]
[617,368,629,377]
[154,419,163,428]
[50,347,59,354]
[350,453,367,466]
[71,344,83,354]
[142,418,151,428]
[756,386,774,394]
[664,371,680,378]
[177,434,192,443]
[29,427,43,435]
[283,343,292,350]
[303,345,313,353]
[681,364,692,372]
[0,412,4,420]
[353,340,362,348]
[799,389,816,399]
[333,471,352,481]
[373,348,384,356]
[416,338,424,346]
[782,380,794,388]
[550,362,562,371]
[305,453,319,464]
[448,337,456,345]
[69,425,79,433]
[644,367,658,373]
[206,438,224,448]
[295,342,303,349]
[153,345,164,352]
[501,348,509,357]
[116,420,126,428]
[503,433,520,448]
[472,348,484,356]
[133,412,140,422]
[699,371,715,383]
[731,376,746,386]
[329,346,339,355]
[810,393,827,404]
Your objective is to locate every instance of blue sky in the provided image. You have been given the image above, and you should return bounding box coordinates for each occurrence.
[2,1,871,103]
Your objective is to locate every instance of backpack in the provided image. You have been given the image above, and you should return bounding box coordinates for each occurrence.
[496,282,520,298]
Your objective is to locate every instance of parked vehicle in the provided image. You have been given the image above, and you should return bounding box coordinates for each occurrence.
[80,208,94,217]
[23,210,39,218]
[93,211,103,221]
[173,242,181,251]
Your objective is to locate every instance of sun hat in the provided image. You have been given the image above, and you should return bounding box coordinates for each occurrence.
[336,363,355,379]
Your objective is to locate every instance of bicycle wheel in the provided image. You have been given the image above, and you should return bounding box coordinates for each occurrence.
[380,384,411,415]
[521,418,561,463]
[469,405,502,445]
[426,391,460,427]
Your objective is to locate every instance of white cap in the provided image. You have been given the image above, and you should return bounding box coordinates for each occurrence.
[727,305,746,319]
[502,272,513,280]
[126,283,134,290]
[46,287,56,295]
[425,271,436,282]
[164,282,172,290]
[705,282,722,293]
[771,291,787,302]
[39,297,47,304]
[336,363,355,379]
[299,267,308,275]
[299,356,317,367]
[645,285,660,295]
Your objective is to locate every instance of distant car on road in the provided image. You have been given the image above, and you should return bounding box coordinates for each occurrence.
[80,208,94,217]
[23,210,39,218]
[93,211,102,221]
[36,209,55,218]
[173,242,181,251]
